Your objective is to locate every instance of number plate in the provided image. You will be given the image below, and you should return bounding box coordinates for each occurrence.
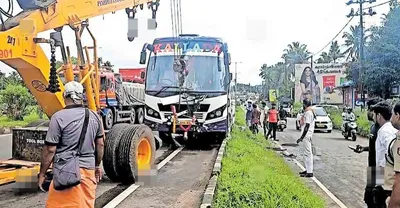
[316,124,325,127]
[179,120,191,125]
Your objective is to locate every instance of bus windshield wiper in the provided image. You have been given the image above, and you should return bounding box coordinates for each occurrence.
[154,86,180,96]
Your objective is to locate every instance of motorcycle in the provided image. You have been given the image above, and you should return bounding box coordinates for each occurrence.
[341,119,357,141]
[277,119,287,131]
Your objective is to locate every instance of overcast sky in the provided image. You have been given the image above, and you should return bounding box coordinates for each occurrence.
[0,0,390,85]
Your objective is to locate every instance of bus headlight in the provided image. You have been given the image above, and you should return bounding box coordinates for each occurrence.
[145,106,160,119]
[206,105,226,120]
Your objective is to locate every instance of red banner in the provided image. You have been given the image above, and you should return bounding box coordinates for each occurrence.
[323,75,336,88]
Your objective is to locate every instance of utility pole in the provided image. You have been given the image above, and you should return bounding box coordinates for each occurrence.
[234,61,242,103]
[346,0,376,110]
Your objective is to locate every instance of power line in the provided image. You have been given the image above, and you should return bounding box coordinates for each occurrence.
[363,0,391,10]
[313,16,354,56]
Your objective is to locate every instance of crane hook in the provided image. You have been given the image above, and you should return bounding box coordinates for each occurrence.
[126,7,137,42]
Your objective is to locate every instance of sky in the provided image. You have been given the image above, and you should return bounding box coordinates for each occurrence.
[0,0,391,85]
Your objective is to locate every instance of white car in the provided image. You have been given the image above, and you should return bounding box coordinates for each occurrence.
[295,106,333,133]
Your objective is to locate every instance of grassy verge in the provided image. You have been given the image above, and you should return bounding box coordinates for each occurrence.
[0,111,47,128]
[327,109,370,137]
[213,107,325,208]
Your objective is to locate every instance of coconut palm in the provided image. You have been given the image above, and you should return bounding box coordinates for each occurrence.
[281,41,312,65]
[316,52,332,63]
[342,25,369,61]
[328,41,345,63]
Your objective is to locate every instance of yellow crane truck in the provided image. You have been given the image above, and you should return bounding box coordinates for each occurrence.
[0,0,161,186]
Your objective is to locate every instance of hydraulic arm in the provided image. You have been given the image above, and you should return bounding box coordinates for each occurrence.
[0,0,160,117]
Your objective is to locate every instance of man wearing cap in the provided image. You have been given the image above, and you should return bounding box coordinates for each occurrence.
[38,81,105,208]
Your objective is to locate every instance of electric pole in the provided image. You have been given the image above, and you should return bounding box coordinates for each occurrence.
[346,0,376,109]
[234,61,242,103]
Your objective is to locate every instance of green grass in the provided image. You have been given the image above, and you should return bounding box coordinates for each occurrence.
[213,108,325,208]
[327,109,370,137]
[0,111,47,127]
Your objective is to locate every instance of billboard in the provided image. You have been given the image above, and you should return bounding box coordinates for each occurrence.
[294,63,347,104]
[269,89,278,102]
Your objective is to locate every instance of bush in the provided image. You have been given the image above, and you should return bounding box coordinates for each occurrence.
[0,84,35,120]
[213,108,325,208]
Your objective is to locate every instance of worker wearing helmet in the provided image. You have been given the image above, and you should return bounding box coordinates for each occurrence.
[38,81,105,208]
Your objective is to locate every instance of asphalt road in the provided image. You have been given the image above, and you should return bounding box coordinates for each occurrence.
[0,133,171,208]
[276,118,369,208]
[0,133,218,208]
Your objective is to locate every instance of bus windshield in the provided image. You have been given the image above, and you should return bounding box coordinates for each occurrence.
[145,55,228,94]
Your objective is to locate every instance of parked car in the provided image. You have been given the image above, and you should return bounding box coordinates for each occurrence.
[295,106,333,133]
[313,104,339,112]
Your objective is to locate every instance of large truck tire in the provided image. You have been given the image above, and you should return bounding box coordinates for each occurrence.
[130,108,136,124]
[103,110,114,130]
[136,107,144,124]
[103,123,131,182]
[117,124,156,184]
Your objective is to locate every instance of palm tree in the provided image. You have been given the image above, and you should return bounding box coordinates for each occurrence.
[390,0,399,10]
[316,52,332,63]
[259,64,268,80]
[342,25,368,61]
[328,41,344,63]
[281,42,312,64]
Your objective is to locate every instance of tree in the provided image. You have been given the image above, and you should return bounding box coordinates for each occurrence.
[363,6,400,98]
[316,52,332,63]
[342,25,369,61]
[0,84,35,120]
[328,41,344,63]
[55,56,79,68]
[281,42,312,65]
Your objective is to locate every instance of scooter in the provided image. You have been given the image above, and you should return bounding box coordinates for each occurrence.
[341,119,357,141]
[277,119,287,131]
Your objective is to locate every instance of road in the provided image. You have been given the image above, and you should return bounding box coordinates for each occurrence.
[0,133,218,208]
[277,118,369,208]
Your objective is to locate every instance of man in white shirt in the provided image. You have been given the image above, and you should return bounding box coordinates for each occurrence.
[297,99,316,178]
[372,101,398,168]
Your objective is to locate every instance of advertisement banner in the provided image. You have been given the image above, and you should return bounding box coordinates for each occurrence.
[294,63,347,104]
[269,89,277,102]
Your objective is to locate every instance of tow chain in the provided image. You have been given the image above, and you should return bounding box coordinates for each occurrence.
[47,40,60,93]
[170,105,196,133]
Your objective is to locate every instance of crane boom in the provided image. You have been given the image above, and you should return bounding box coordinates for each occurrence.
[0,0,157,117]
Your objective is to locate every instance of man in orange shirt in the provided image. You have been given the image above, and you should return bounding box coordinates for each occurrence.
[266,103,279,141]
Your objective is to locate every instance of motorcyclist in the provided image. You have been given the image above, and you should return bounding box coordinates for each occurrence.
[341,107,347,120]
[343,107,356,133]
[279,105,287,123]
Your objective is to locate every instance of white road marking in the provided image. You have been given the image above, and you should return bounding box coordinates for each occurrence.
[103,146,184,208]
[273,135,348,208]
[292,159,348,208]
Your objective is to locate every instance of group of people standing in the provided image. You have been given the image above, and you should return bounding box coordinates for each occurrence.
[350,98,400,207]
[245,100,287,141]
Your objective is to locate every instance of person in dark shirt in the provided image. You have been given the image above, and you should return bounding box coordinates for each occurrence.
[279,105,287,122]
[353,97,384,207]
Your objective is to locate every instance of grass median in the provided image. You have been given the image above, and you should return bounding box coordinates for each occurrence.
[213,108,325,208]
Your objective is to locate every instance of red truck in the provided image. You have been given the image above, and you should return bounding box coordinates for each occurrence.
[119,68,146,84]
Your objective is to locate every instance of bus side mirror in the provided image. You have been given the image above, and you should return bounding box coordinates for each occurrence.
[224,53,231,66]
[140,71,145,79]
[139,51,147,64]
